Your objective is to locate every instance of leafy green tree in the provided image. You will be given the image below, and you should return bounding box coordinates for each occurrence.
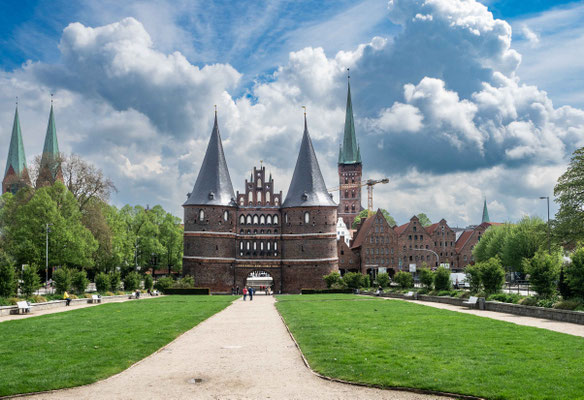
[416,213,432,227]
[394,271,414,289]
[501,217,547,273]
[342,272,364,289]
[352,209,396,229]
[434,266,451,291]
[523,250,561,298]
[53,267,73,294]
[143,274,154,291]
[553,148,584,247]
[464,264,482,294]
[154,276,174,291]
[0,264,17,298]
[94,272,110,293]
[478,257,505,295]
[473,224,512,263]
[72,269,90,295]
[566,246,584,298]
[323,271,342,288]
[21,264,42,297]
[123,271,140,291]
[376,272,390,288]
[419,266,434,290]
[361,274,371,288]
[109,271,122,292]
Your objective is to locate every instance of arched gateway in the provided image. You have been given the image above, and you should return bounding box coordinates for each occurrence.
[182,111,339,293]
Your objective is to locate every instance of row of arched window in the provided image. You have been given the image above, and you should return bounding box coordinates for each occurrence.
[344,205,356,213]
[239,241,278,251]
[239,229,278,235]
[239,214,280,225]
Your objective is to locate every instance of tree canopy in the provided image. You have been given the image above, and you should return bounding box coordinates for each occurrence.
[554,147,584,247]
[352,209,396,229]
[416,213,432,227]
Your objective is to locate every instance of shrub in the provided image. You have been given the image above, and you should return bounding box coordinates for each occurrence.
[553,299,583,310]
[419,268,434,290]
[174,275,195,288]
[437,290,455,297]
[123,272,140,291]
[394,271,414,289]
[342,272,364,290]
[7,297,19,305]
[154,276,175,291]
[83,293,92,298]
[53,268,73,294]
[519,297,538,306]
[323,272,342,288]
[376,272,390,288]
[0,264,17,298]
[109,271,122,292]
[29,295,47,303]
[115,291,125,295]
[488,293,522,304]
[536,297,558,308]
[105,291,115,296]
[143,274,154,291]
[434,266,451,291]
[457,291,471,299]
[361,274,371,288]
[72,270,90,295]
[464,264,482,294]
[558,266,572,299]
[566,246,584,298]
[21,264,42,298]
[523,250,561,298]
[478,257,505,295]
[95,272,110,293]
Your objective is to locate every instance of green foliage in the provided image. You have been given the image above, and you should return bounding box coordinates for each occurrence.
[433,266,451,291]
[518,297,538,306]
[361,274,371,288]
[553,147,584,247]
[109,271,121,292]
[478,257,505,295]
[416,213,431,227]
[487,293,522,304]
[502,217,547,272]
[536,297,559,308]
[94,272,110,293]
[566,246,584,298]
[53,267,73,294]
[174,275,195,288]
[0,264,16,298]
[123,271,140,291]
[154,276,175,291]
[323,271,342,288]
[376,272,390,288]
[553,299,583,311]
[473,224,512,263]
[143,274,154,291]
[72,269,90,295]
[419,265,434,290]
[558,266,572,299]
[393,271,414,289]
[464,264,482,294]
[352,209,396,229]
[342,272,364,289]
[21,264,41,297]
[523,250,561,298]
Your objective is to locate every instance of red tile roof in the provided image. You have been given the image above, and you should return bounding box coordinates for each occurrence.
[351,214,377,249]
[425,223,439,235]
[455,230,474,253]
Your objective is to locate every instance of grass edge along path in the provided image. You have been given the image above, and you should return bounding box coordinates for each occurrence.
[0,295,237,397]
[275,294,584,400]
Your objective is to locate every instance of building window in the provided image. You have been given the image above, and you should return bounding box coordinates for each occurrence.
[274,215,279,224]
[274,242,278,250]
[239,242,243,250]
[223,210,229,221]
[351,204,355,212]
[351,190,355,198]
[266,215,272,224]
[274,197,279,205]
[260,242,264,251]
[345,190,348,198]
[304,212,310,224]
[239,197,244,206]
[285,213,288,223]
[258,191,262,204]
[253,215,259,224]
[267,242,271,251]
[246,215,252,224]
[413,226,417,232]
[199,209,205,220]
[257,178,262,188]
[345,205,349,212]
[266,191,271,204]
[248,191,253,203]
[240,215,245,224]
[420,235,423,240]
[409,235,412,240]
[246,241,251,250]
[260,215,265,225]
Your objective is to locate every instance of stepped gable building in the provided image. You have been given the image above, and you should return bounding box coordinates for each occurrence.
[182,111,338,293]
[426,219,457,270]
[3,105,31,194]
[337,78,363,228]
[36,103,63,188]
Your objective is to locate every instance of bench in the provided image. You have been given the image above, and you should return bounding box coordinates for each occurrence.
[152,290,160,296]
[128,294,136,299]
[404,291,415,298]
[90,295,101,304]
[17,301,31,314]
[463,296,478,308]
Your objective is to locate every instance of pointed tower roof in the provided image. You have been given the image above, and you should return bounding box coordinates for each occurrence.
[482,198,490,223]
[338,78,361,165]
[39,103,61,180]
[282,114,336,208]
[4,106,27,177]
[184,111,236,207]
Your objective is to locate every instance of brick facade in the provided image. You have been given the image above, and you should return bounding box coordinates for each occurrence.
[337,163,362,228]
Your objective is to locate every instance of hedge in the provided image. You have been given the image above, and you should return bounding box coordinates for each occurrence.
[162,288,210,295]
[300,288,353,294]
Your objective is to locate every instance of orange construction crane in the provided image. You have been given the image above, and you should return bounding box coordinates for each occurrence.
[327,178,389,214]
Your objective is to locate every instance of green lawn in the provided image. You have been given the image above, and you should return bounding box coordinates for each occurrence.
[276,294,584,400]
[0,295,236,396]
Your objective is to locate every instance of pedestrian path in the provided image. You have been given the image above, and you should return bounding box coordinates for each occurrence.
[22,296,450,400]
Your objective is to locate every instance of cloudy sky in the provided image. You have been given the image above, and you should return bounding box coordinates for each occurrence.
[1,0,583,227]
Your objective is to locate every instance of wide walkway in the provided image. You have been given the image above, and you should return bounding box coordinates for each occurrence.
[22,296,450,400]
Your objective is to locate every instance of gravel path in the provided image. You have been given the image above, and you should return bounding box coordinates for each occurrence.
[21,296,450,400]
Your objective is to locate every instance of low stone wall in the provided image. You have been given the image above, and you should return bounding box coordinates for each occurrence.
[417,295,466,307]
[0,294,131,317]
[485,301,584,325]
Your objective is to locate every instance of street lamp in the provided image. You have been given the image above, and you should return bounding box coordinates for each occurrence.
[539,196,551,254]
[45,223,53,286]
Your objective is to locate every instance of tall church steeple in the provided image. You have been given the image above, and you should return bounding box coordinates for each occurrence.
[482,198,490,224]
[37,98,63,187]
[3,104,31,194]
[339,77,361,165]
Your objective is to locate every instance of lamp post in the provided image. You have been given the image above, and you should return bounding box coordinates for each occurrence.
[45,223,53,286]
[539,196,551,254]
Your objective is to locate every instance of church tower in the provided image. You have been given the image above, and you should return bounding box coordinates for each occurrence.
[482,198,490,224]
[338,75,363,228]
[3,104,31,194]
[36,101,63,188]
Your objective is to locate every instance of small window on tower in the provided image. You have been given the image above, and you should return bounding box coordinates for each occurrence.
[223,211,229,221]
[199,209,205,220]
[304,212,310,224]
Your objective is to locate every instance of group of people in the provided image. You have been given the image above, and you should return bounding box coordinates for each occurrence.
[242,286,254,300]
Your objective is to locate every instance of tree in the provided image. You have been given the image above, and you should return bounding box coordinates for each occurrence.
[323,271,342,288]
[72,270,90,295]
[0,264,16,298]
[21,264,42,297]
[553,148,584,247]
[523,250,560,298]
[394,271,414,289]
[434,266,451,291]
[110,271,122,292]
[123,271,140,291]
[419,266,434,290]
[94,272,110,293]
[342,272,364,289]
[376,272,390,288]
[558,266,572,299]
[501,217,547,272]
[566,246,584,298]
[464,264,482,294]
[473,224,512,263]
[53,268,73,294]
[416,213,432,227]
[478,257,505,295]
[352,209,396,229]
[144,274,154,291]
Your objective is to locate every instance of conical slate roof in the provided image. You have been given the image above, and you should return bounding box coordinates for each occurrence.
[40,104,60,178]
[282,115,336,208]
[338,80,361,165]
[184,112,236,207]
[482,199,490,223]
[4,106,27,177]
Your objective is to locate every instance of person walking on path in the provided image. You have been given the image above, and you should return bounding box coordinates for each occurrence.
[63,291,71,306]
[242,287,248,301]
[249,287,254,301]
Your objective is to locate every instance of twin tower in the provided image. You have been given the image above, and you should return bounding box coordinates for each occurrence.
[182,110,341,293]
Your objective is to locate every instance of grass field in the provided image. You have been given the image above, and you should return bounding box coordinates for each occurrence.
[0,295,236,396]
[276,294,584,400]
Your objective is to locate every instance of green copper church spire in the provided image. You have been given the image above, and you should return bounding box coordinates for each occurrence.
[42,103,60,160]
[338,74,361,165]
[37,97,63,187]
[4,105,27,177]
[482,198,490,223]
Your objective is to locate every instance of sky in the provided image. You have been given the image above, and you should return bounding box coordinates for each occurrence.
[0,0,583,228]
